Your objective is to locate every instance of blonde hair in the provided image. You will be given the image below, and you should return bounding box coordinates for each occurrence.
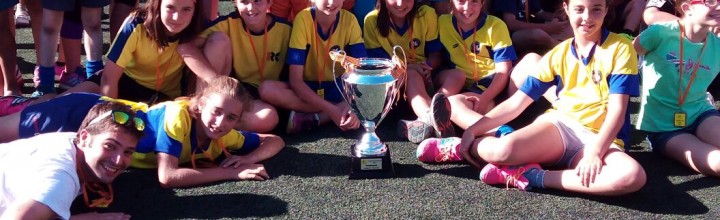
[188,76,253,115]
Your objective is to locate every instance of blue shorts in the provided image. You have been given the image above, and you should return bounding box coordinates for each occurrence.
[19,93,103,138]
[304,78,344,103]
[645,109,720,154]
[465,74,496,94]
[0,0,17,11]
[42,0,109,11]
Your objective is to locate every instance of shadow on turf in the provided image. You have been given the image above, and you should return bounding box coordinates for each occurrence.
[525,151,720,215]
[266,146,478,179]
[71,169,289,219]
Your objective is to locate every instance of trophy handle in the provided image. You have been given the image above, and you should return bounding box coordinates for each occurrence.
[330,50,353,106]
[389,45,408,104]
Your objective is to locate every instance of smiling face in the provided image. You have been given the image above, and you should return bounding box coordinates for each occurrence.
[160,0,196,36]
[198,93,245,139]
[384,0,414,21]
[236,0,272,28]
[563,0,607,40]
[682,1,720,27]
[312,0,343,17]
[78,129,138,184]
[451,0,484,29]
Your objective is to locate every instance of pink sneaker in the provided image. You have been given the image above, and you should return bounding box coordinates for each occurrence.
[479,163,542,191]
[58,68,86,90]
[0,96,34,117]
[416,137,463,163]
[286,111,319,134]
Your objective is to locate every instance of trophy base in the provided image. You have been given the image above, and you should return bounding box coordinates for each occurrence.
[349,143,395,179]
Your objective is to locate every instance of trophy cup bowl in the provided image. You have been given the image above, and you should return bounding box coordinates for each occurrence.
[331,50,406,179]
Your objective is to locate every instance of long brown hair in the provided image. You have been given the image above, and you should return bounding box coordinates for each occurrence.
[376,0,420,37]
[136,0,205,50]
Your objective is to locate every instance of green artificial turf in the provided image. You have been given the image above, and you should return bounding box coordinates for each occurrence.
[12,1,720,219]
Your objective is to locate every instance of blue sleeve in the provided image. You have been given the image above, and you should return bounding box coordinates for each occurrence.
[155,125,183,158]
[367,48,391,59]
[519,76,555,101]
[493,46,518,62]
[491,0,518,14]
[425,39,442,55]
[347,43,367,58]
[234,131,261,155]
[107,17,138,62]
[287,47,308,65]
[608,74,640,96]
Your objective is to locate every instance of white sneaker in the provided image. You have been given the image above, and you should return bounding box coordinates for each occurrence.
[14,4,30,26]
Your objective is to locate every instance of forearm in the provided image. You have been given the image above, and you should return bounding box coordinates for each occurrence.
[100,62,123,98]
[587,94,629,156]
[241,134,285,164]
[482,63,512,101]
[177,42,220,82]
[158,167,235,188]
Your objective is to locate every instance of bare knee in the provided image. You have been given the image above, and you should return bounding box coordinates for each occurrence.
[478,137,518,164]
[205,32,231,50]
[606,162,647,195]
[258,80,286,102]
[705,154,720,176]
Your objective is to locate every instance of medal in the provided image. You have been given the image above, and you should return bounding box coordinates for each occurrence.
[674,111,687,127]
[317,88,325,98]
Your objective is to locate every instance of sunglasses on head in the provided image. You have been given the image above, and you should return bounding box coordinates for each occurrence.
[88,110,145,132]
[690,0,718,7]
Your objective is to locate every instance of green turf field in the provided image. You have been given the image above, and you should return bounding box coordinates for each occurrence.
[12,2,720,219]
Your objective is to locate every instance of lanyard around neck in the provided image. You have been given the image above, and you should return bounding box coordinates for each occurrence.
[390,19,416,63]
[677,21,708,108]
[456,22,479,80]
[244,19,270,82]
[314,16,336,84]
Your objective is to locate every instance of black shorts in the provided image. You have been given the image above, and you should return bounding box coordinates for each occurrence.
[42,0,109,11]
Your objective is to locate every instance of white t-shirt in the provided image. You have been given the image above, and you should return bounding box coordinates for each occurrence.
[0,132,81,220]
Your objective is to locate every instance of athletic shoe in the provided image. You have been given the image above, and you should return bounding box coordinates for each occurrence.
[14,5,30,27]
[398,119,434,143]
[479,163,542,191]
[286,111,319,134]
[0,96,35,117]
[58,68,86,90]
[429,93,455,138]
[416,137,463,163]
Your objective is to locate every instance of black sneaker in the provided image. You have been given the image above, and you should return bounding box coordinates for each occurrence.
[429,93,455,138]
[398,119,434,143]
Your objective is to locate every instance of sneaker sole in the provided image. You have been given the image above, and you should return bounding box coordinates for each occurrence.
[397,120,433,144]
[429,93,455,138]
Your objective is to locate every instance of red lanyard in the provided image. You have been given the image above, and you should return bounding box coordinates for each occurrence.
[155,46,173,93]
[313,17,336,84]
[190,138,231,169]
[244,19,270,82]
[677,21,708,108]
[456,22,479,80]
[75,147,113,208]
[524,0,530,22]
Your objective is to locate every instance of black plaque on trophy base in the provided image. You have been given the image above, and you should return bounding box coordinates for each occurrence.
[349,144,395,179]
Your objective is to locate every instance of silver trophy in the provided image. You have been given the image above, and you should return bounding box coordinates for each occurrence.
[331,46,407,179]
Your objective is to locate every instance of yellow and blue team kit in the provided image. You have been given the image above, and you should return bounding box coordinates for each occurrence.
[201,12,293,87]
[519,30,640,148]
[16,93,261,168]
[364,5,442,62]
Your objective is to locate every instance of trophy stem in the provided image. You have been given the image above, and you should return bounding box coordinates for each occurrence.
[355,121,387,157]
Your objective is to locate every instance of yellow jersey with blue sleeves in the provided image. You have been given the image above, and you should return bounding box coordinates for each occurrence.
[201,12,292,87]
[519,30,640,147]
[106,15,185,98]
[287,7,367,82]
[438,13,517,86]
[131,100,261,168]
[363,5,441,61]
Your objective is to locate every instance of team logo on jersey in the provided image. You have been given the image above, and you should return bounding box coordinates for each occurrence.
[470,41,483,54]
[590,69,602,85]
[410,38,421,49]
[452,43,459,48]
[268,52,281,62]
